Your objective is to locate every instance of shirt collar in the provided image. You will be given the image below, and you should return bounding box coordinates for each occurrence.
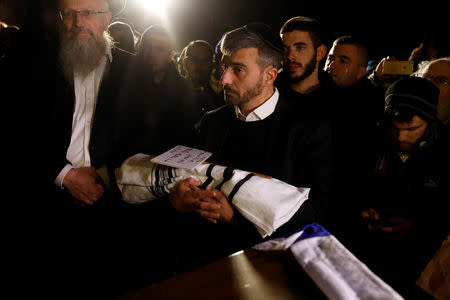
[235,88,279,122]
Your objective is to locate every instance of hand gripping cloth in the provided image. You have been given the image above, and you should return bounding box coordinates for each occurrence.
[115,153,310,238]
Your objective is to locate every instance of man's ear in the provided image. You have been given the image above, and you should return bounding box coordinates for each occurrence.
[264,66,278,85]
[317,44,327,62]
[357,65,367,80]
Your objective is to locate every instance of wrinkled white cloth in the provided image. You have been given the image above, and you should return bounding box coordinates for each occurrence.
[115,153,310,238]
[253,223,404,300]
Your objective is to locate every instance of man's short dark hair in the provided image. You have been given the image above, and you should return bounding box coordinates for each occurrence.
[280,16,324,48]
[333,35,369,67]
[221,24,283,71]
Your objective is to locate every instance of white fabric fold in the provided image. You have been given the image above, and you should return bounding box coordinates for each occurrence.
[253,224,404,300]
[115,153,310,238]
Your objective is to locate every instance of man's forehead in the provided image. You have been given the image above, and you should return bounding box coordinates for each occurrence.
[329,44,359,60]
[281,30,312,42]
[332,43,357,54]
[223,48,258,63]
[60,0,105,8]
[392,115,427,128]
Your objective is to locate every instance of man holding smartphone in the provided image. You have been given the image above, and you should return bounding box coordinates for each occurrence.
[354,76,449,298]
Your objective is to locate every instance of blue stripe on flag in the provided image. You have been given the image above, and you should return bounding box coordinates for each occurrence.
[295,223,330,242]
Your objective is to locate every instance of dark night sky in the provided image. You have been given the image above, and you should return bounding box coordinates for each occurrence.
[1,0,448,61]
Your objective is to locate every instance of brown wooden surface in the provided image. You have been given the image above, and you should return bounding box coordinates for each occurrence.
[116,248,326,300]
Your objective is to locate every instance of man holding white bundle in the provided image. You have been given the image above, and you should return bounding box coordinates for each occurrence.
[164,23,335,272]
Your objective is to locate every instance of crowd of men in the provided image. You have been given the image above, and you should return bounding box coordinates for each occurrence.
[1,0,449,299]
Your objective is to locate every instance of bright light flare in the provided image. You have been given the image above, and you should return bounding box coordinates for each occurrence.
[138,0,170,16]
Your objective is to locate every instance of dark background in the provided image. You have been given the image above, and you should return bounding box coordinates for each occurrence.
[1,0,448,61]
[120,0,449,61]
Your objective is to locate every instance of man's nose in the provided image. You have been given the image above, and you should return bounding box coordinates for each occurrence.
[73,13,85,27]
[326,59,335,72]
[285,47,295,61]
[221,68,232,85]
[397,130,409,142]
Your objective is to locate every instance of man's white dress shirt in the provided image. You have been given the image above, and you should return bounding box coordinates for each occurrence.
[234,88,279,122]
[55,47,112,187]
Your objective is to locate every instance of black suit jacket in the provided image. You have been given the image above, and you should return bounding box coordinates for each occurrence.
[22,47,136,207]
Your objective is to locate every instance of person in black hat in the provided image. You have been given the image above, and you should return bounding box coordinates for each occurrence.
[384,76,440,124]
[108,20,136,53]
[4,0,143,297]
[352,76,450,298]
[167,23,334,273]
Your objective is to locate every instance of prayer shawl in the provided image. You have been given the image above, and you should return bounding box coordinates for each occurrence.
[115,153,310,238]
[254,223,404,300]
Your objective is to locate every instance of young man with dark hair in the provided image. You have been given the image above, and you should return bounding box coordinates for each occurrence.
[354,76,449,298]
[321,36,387,242]
[325,35,369,88]
[324,35,384,119]
[279,17,348,229]
[277,16,334,115]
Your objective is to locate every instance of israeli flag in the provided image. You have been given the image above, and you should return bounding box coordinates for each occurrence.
[253,223,404,300]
